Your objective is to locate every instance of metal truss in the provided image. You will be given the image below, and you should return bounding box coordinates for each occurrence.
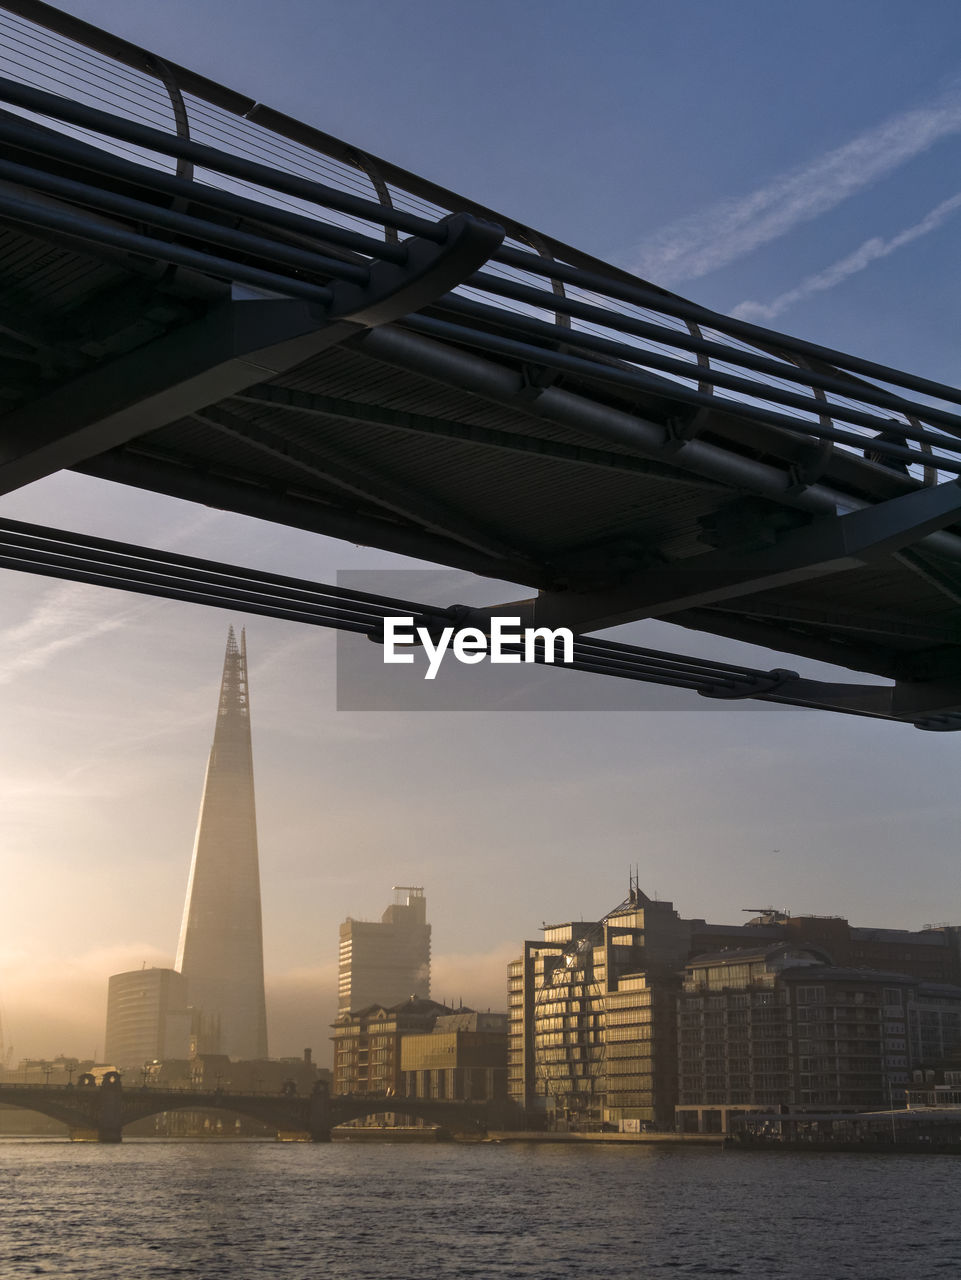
[464,480,961,633]
[0,518,957,730]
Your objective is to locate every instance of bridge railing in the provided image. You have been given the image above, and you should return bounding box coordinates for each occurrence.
[1,0,960,489]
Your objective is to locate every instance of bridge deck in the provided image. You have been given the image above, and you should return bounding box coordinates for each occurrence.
[0,1,958,725]
[0,1081,506,1142]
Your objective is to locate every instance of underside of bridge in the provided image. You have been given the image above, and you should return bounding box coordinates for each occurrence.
[0,0,959,727]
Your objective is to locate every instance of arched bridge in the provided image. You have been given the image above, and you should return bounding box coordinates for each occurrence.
[0,1081,516,1143]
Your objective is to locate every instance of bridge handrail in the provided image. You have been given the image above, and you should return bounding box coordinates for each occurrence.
[1,0,959,492]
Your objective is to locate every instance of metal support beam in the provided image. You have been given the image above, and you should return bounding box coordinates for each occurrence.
[0,515,957,728]
[0,73,441,240]
[351,325,961,571]
[669,606,899,681]
[890,679,961,719]
[895,548,961,607]
[485,480,961,633]
[232,384,721,487]
[193,404,525,561]
[709,599,961,646]
[75,447,543,586]
[0,212,504,495]
[401,313,961,476]
[350,323,840,513]
[0,298,349,495]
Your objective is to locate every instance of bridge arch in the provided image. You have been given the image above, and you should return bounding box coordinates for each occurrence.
[330,1095,490,1132]
[0,1084,328,1142]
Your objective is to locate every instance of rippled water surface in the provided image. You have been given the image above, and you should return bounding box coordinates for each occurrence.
[2,1140,960,1278]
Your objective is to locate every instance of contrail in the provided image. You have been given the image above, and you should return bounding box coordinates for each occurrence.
[0,581,150,686]
[626,89,961,284]
[731,191,961,322]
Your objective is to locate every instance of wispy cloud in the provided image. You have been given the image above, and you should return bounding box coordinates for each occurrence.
[0,581,154,687]
[627,89,961,284]
[731,191,961,322]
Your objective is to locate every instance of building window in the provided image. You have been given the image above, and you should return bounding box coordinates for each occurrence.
[795,986,825,1005]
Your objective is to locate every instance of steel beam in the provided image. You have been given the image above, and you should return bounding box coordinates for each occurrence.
[0,74,440,240]
[669,607,898,681]
[0,210,504,496]
[0,157,372,283]
[439,290,961,444]
[193,404,526,561]
[233,384,721,487]
[0,111,406,264]
[75,447,543,586]
[401,313,961,476]
[895,548,961,607]
[350,324,961,567]
[351,323,838,514]
[891,679,961,719]
[0,515,957,728]
[708,599,961,645]
[0,298,353,495]
[523,480,961,631]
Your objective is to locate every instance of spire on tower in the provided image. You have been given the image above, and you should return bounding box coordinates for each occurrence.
[175,626,268,1061]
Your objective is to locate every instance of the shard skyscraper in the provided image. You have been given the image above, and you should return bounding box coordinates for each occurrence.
[175,626,269,1061]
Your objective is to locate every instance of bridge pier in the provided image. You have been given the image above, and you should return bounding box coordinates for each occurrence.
[96,1077,124,1142]
[308,1082,332,1141]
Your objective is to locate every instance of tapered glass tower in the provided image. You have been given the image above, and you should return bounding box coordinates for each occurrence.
[175,627,268,1060]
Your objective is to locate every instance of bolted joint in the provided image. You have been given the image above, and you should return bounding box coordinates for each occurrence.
[661,409,709,455]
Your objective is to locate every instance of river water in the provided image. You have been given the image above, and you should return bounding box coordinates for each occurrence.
[1,1139,959,1279]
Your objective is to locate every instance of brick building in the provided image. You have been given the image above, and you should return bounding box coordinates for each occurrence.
[331,997,452,1096]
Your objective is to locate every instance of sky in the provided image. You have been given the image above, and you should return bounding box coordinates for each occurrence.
[1,0,960,1066]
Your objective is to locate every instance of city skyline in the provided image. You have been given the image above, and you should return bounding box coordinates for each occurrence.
[1,0,960,1066]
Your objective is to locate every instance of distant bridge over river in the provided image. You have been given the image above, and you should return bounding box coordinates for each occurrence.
[0,1081,513,1143]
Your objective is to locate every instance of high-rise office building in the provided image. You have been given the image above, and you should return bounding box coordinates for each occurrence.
[510,883,961,1133]
[104,968,192,1071]
[508,887,690,1130]
[338,887,431,1013]
[175,627,269,1060]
